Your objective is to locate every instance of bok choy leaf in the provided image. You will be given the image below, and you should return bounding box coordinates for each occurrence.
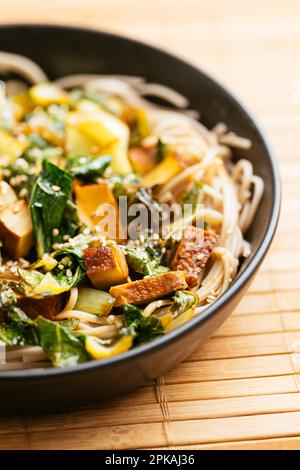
[30,160,78,258]
[122,304,164,344]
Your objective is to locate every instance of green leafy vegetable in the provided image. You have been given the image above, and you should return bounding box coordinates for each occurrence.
[60,198,80,242]
[66,154,111,181]
[36,316,89,367]
[75,287,115,316]
[53,264,85,289]
[4,158,34,200]
[18,269,71,296]
[60,318,80,330]
[70,89,123,116]
[157,138,167,162]
[53,233,96,269]
[24,107,65,145]
[0,283,17,311]
[30,146,64,163]
[0,283,39,346]
[27,134,50,149]
[129,109,150,147]
[50,233,105,288]
[110,174,140,200]
[30,160,77,257]
[131,188,162,233]
[122,304,164,344]
[70,89,106,106]
[171,290,199,316]
[182,182,203,209]
[125,241,169,277]
[0,283,88,366]
[0,322,38,346]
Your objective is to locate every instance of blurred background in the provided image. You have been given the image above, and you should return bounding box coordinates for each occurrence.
[1,0,299,152]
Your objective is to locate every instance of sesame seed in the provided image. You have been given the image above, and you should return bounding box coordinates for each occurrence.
[13,206,20,214]
[83,228,91,235]
[52,185,61,192]
[2,169,11,177]
[19,258,29,267]
[9,177,18,187]
[66,269,73,278]
[52,228,59,237]
[19,188,28,198]
[10,266,17,273]
[63,234,70,241]
[58,264,64,270]
[115,319,123,328]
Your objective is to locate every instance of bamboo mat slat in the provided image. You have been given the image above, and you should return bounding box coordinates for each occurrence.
[0,0,300,450]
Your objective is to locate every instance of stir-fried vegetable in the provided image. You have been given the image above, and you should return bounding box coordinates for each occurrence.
[30,160,77,257]
[122,304,164,345]
[74,287,115,316]
[181,182,203,208]
[0,72,245,370]
[66,154,111,181]
[125,239,169,277]
[37,317,88,367]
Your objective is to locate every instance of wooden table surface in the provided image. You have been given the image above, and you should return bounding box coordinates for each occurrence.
[1,0,300,450]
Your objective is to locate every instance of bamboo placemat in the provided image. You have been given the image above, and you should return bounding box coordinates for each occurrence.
[0,0,300,450]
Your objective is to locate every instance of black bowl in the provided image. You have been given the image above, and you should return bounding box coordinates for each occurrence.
[0,24,280,414]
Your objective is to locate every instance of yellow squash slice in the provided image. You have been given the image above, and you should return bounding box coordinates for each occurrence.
[85,335,133,359]
[29,83,70,107]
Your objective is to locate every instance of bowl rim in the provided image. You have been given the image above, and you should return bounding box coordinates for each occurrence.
[0,23,281,381]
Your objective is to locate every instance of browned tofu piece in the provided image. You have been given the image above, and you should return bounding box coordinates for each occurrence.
[109,271,187,306]
[16,293,67,320]
[171,226,218,288]
[84,244,129,290]
[0,200,34,259]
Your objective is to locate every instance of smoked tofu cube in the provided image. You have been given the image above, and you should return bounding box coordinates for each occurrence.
[171,226,218,288]
[0,200,34,259]
[109,271,187,306]
[17,292,67,320]
[74,181,124,240]
[84,244,129,290]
